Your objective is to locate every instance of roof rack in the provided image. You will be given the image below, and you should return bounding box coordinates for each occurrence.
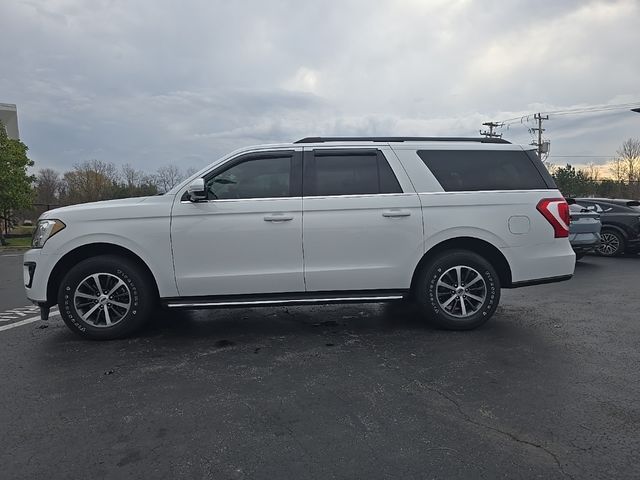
[294,136,511,144]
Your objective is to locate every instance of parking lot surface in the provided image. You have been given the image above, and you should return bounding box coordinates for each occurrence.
[1,253,639,479]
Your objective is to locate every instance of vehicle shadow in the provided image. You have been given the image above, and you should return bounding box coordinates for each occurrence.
[140,300,438,340]
[41,298,535,353]
[37,298,560,390]
[574,259,603,269]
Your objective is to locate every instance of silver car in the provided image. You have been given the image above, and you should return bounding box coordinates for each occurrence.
[568,201,601,260]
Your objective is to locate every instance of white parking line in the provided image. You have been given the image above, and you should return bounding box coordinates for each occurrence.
[0,310,60,332]
[0,305,41,321]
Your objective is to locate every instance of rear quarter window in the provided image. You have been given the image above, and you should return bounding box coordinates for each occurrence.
[417,150,551,192]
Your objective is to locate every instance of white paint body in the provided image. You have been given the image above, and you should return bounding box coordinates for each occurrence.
[24,140,575,305]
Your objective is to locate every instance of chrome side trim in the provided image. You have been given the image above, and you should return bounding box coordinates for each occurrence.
[302,193,413,200]
[166,295,404,308]
[180,193,415,204]
[181,196,303,204]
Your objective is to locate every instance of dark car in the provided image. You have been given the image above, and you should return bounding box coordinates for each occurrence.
[575,198,640,256]
[567,201,601,260]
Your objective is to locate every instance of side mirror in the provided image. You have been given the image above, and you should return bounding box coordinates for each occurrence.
[187,178,207,202]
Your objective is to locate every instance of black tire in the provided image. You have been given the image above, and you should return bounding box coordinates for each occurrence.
[597,230,625,257]
[414,250,500,330]
[575,252,585,261]
[58,255,155,340]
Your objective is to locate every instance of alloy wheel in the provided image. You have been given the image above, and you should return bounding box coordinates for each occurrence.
[435,265,487,318]
[598,232,620,256]
[73,273,132,327]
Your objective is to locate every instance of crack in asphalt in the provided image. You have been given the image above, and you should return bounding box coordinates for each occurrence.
[416,381,575,480]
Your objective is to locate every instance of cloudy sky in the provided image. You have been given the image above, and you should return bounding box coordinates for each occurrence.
[1,0,639,174]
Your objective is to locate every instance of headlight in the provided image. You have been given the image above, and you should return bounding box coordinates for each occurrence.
[32,219,66,248]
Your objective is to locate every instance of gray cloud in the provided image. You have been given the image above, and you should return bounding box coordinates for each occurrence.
[1,0,639,173]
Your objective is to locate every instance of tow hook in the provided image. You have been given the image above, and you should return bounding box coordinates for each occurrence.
[39,304,50,321]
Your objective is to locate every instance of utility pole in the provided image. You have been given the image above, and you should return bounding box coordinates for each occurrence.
[530,113,549,158]
[480,121,503,138]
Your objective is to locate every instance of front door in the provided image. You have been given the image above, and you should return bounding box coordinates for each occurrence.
[171,150,304,297]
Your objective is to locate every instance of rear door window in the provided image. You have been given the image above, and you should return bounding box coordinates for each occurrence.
[304,149,402,196]
[417,150,549,192]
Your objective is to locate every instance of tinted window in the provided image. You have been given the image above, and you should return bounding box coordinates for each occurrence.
[305,150,402,196]
[206,156,291,199]
[578,201,619,213]
[417,150,548,191]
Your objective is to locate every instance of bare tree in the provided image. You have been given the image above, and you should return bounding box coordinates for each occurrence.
[61,160,120,204]
[609,157,626,183]
[155,165,184,193]
[586,162,600,182]
[616,138,640,183]
[121,163,142,189]
[35,168,61,205]
[543,160,557,175]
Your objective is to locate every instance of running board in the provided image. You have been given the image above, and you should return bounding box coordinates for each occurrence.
[163,290,407,309]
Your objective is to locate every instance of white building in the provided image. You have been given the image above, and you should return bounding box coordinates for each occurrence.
[0,103,19,139]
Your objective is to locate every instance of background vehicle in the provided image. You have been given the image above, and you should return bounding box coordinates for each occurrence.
[575,198,640,256]
[24,137,575,339]
[566,200,601,260]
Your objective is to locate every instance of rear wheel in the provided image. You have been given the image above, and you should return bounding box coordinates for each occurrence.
[58,255,155,340]
[414,250,500,330]
[575,252,585,261]
[597,230,625,256]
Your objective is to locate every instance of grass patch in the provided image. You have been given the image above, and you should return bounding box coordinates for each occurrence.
[1,236,32,248]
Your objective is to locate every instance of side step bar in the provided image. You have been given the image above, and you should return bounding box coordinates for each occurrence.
[163,291,407,309]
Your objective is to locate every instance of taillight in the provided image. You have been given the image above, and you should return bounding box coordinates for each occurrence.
[537,198,570,238]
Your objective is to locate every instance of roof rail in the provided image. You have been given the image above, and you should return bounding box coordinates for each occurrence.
[293,136,511,144]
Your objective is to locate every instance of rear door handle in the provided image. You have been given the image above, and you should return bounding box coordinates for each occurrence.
[382,209,411,218]
[264,214,294,222]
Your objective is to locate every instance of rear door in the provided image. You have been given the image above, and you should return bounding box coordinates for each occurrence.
[301,147,423,292]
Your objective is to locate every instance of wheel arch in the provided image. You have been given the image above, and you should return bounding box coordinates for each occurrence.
[46,243,160,306]
[410,236,513,292]
[600,223,628,240]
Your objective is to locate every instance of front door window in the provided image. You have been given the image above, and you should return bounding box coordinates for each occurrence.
[206,156,291,200]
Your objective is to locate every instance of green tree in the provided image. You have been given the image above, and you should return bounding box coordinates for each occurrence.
[552,163,597,197]
[0,121,34,245]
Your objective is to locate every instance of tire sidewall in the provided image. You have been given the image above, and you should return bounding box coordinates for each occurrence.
[419,251,500,329]
[58,256,150,339]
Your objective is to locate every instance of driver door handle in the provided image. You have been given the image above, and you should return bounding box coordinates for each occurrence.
[264,214,294,222]
[382,209,411,218]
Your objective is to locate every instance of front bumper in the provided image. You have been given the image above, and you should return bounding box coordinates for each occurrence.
[23,248,60,304]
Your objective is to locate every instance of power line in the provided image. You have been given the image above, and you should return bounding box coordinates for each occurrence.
[497,101,640,126]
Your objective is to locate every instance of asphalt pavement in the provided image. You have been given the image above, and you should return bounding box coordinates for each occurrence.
[1,252,639,479]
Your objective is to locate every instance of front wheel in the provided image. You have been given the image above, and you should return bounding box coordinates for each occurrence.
[414,250,501,330]
[58,255,155,340]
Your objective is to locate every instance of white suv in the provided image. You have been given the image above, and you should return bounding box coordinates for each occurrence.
[24,137,575,339]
